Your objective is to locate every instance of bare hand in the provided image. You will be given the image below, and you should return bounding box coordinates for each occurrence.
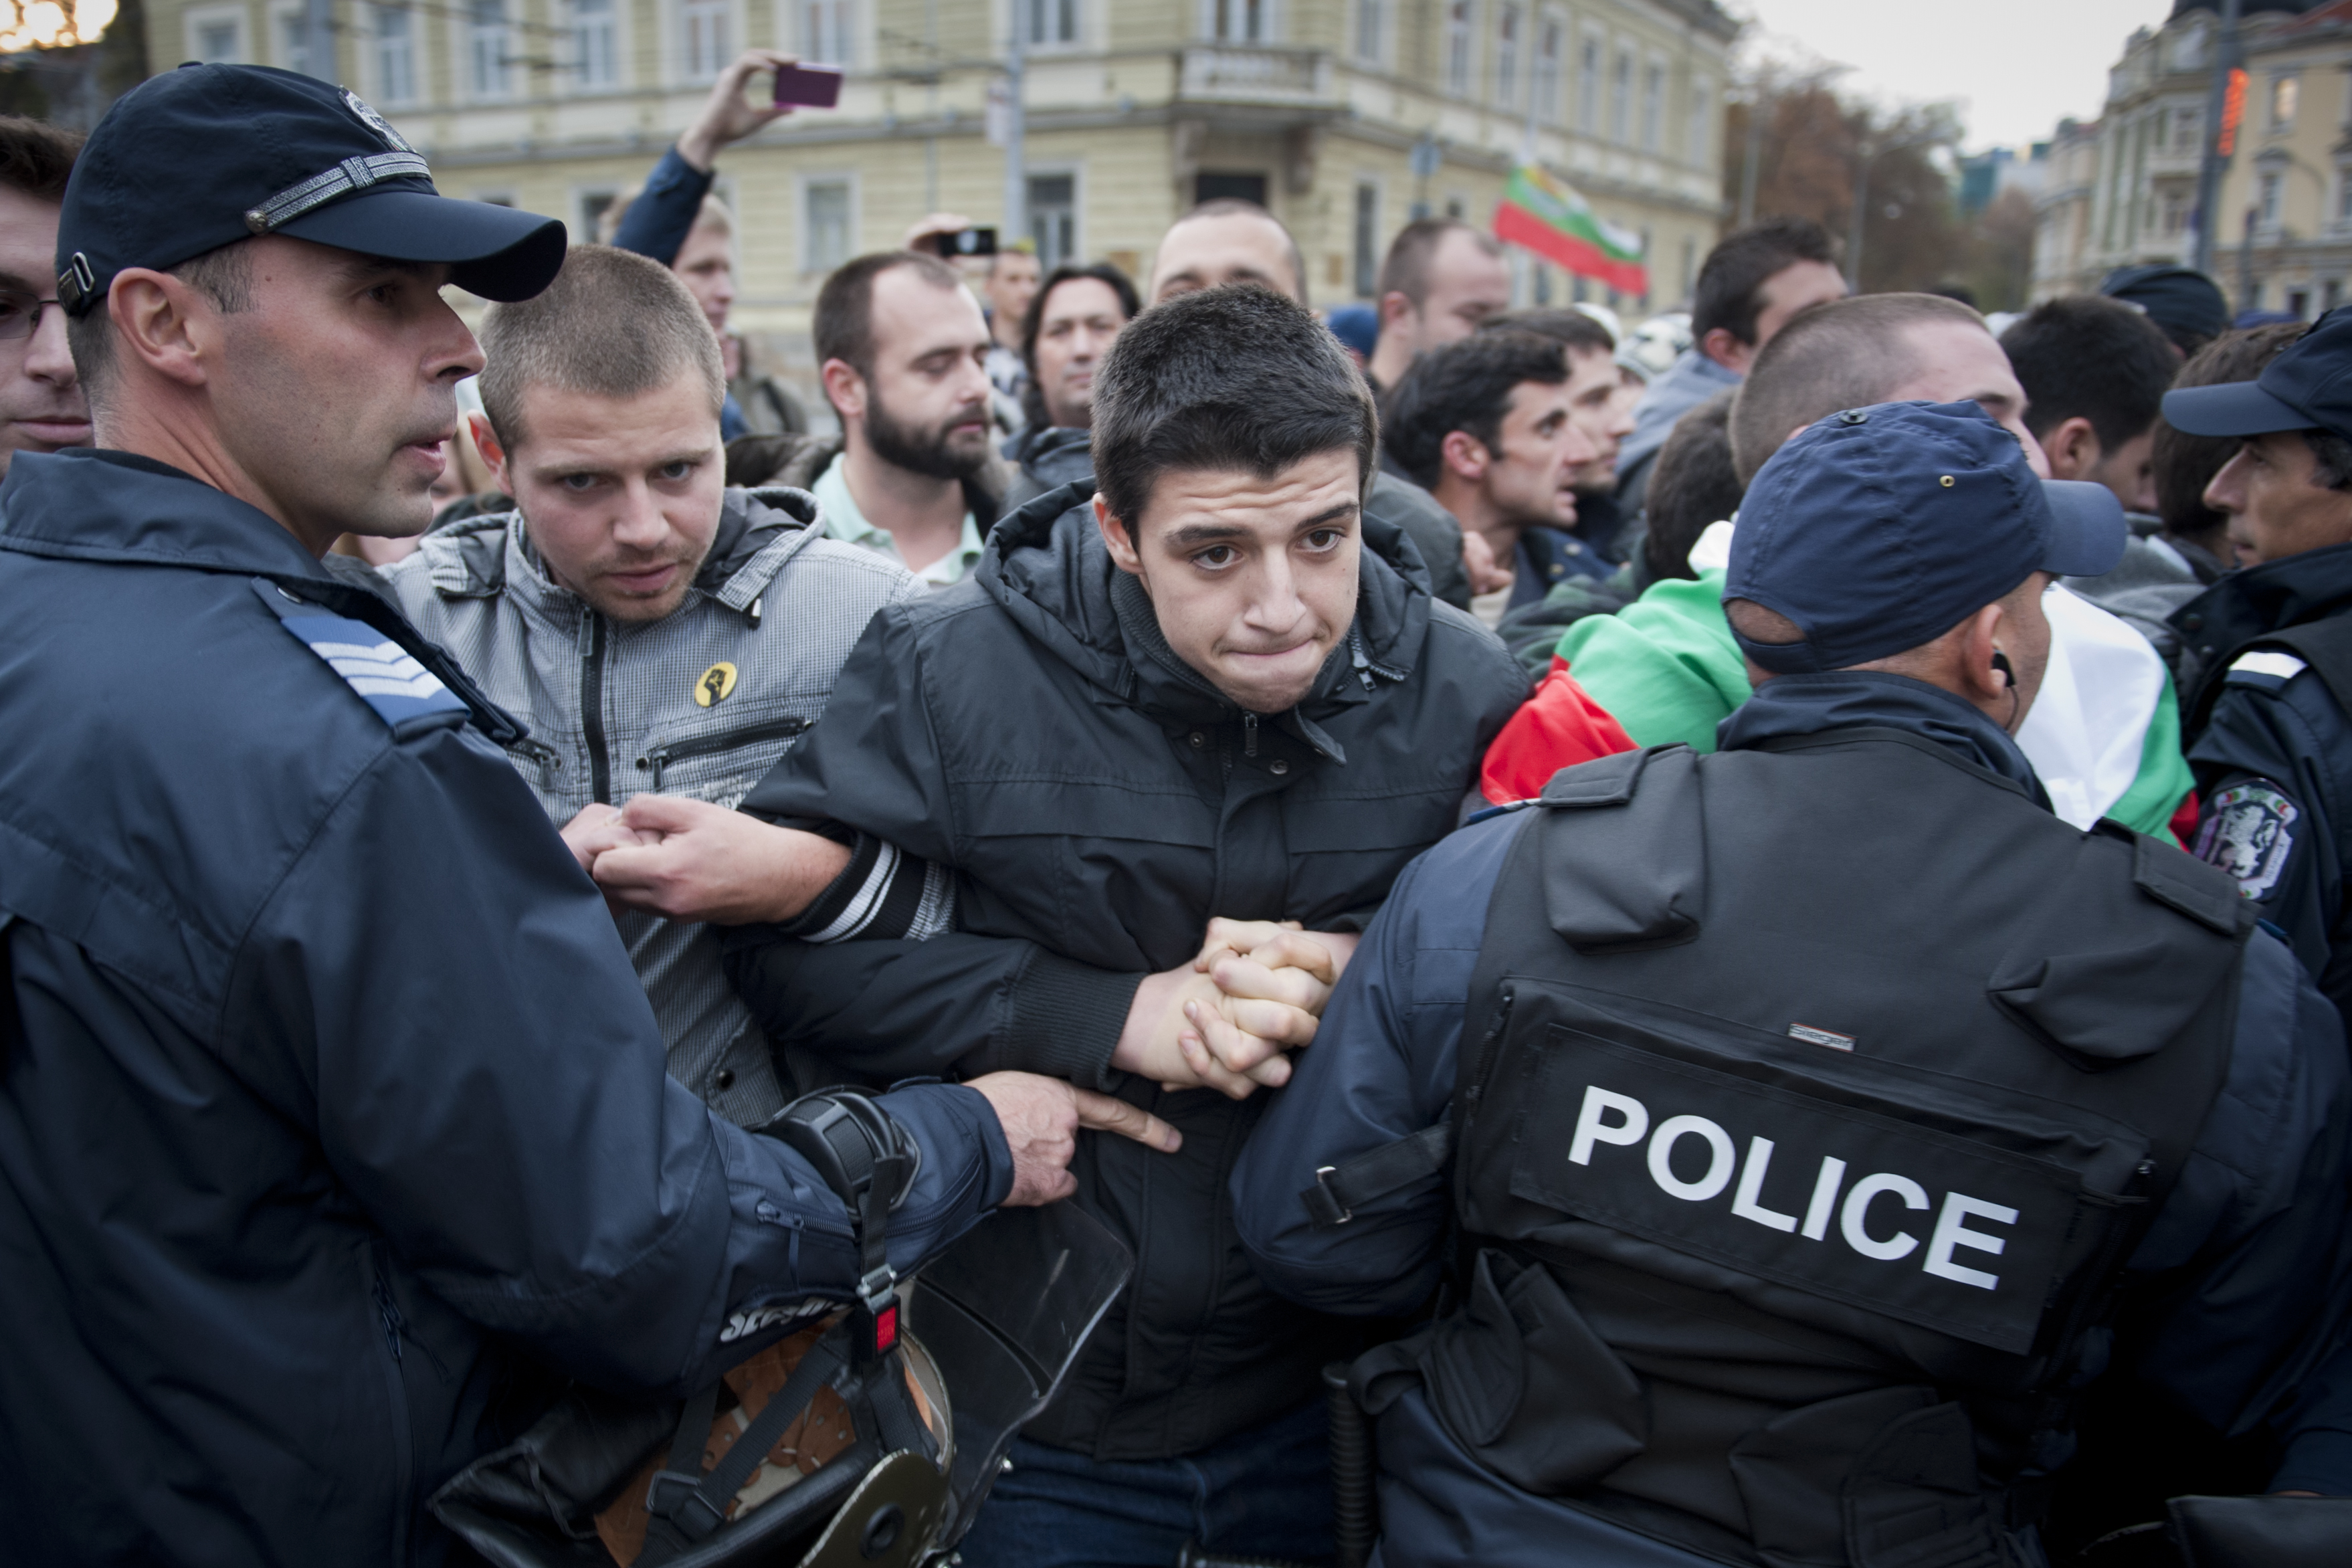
[900,211,975,254]
[559,802,654,876]
[1110,963,1318,1100]
[1462,528,1512,597]
[588,795,851,924]
[678,50,799,170]
[967,1072,1181,1206]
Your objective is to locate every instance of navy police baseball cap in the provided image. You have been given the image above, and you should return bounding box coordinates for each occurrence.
[1727,400,2127,676]
[56,64,565,317]
[2160,306,2352,444]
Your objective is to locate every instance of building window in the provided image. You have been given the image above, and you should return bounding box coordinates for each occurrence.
[372,5,415,101]
[803,179,852,272]
[2289,288,2310,318]
[469,0,511,98]
[1687,74,1711,163]
[1444,1,1472,96]
[1353,181,1379,298]
[2260,170,2282,227]
[1212,0,1268,43]
[2338,168,2352,225]
[1353,0,1381,64]
[2327,278,2343,312]
[1680,233,1696,296]
[278,8,315,76]
[1028,173,1075,268]
[188,7,246,62]
[577,189,621,240]
[1024,0,1076,46]
[1533,16,1561,123]
[1575,35,1598,132]
[2272,74,2299,130]
[1610,50,1632,143]
[572,0,617,87]
[1642,61,1662,151]
[2159,188,2189,235]
[1495,5,1519,108]
[682,0,728,82]
[802,0,851,64]
[1533,261,1551,304]
[2172,106,2200,153]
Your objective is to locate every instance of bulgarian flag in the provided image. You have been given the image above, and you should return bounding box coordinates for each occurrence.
[1494,164,1648,296]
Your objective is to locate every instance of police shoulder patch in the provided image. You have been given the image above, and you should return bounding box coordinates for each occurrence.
[2225,649,2309,692]
[2191,779,2300,901]
[260,583,466,728]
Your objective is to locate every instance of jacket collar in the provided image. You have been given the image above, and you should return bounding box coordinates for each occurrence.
[974,480,1432,757]
[1719,670,2051,809]
[2172,538,2352,656]
[0,448,332,581]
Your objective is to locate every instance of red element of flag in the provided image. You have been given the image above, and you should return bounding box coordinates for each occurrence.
[1478,660,1640,805]
[1494,201,1648,296]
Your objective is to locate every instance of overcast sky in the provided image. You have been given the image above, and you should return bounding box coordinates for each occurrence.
[1729,0,2177,151]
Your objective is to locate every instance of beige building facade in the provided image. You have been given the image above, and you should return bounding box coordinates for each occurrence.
[2035,0,2352,319]
[142,0,1732,371]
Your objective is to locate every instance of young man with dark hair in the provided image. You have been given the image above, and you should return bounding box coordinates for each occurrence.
[1363,216,1513,393]
[1482,293,2197,844]
[1479,306,1639,564]
[0,114,86,474]
[1615,216,1846,512]
[2164,310,2352,1021]
[743,250,1005,586]
[372,244,926,1122]
[719,284,1529,1567]
[1383,330,1615,623]
[1003,260,1139,508]
[2001,294,2178,515]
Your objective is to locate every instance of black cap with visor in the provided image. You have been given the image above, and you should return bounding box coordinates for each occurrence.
[55,63,565,316]
[2161,307,2352,445]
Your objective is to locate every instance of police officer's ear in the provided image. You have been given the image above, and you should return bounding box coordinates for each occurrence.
[1991,650,2016,688]
[106,267,221,392]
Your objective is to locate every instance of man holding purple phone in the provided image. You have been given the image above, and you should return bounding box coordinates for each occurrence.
[608,50,838,439]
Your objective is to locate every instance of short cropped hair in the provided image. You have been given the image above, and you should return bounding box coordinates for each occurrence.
[478,244,724,448]
[1999,295,2177,452]
[2155,322,2304,540]
[68,242,252,415]
[1019,261,1141,427]
[811,250,966,391]
[1092,284,1376,527]
[1168,198,1306,300]
[1644,387,1743,583]
[0,116,78,206]
[1692,217,1839,349]
[1377,217,1504,308]
[1380,330,1571,492]
[1729,292,1986,484]
[1478,306,1615,359]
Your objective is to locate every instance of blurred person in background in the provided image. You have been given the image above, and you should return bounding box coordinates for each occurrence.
[729,250,1005,587]
[2102,263,2232,360]
[0,116,86,477]
[1481,306,1638,565]
[1615,217,1845,518]
[983,241,1041,403]
[1149,199,1486,611]
[722,330,809,437]
[1362,217,1513,395]
[2001,295,2177,518]
[1325,302,1378,368]
[1003,260,1137,510]
[607,50,800,442]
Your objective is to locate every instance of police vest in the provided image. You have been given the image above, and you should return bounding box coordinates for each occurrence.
[1378,730,2248,1568]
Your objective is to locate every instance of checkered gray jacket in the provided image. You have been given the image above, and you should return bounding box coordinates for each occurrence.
[377,486,927,1126]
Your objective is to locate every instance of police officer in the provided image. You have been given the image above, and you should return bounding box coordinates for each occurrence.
[0,66,1172,1565]
[2163,309,2352,1019]
[1232,401,2352,1567]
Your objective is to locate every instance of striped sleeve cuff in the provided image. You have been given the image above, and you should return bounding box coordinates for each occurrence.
[778,834,956,944]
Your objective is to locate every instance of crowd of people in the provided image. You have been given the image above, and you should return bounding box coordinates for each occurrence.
[11,53,2352,1568]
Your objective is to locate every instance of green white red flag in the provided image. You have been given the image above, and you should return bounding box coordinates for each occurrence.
[1494,164,1648,296]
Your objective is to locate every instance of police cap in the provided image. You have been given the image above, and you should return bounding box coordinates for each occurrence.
[56,64,565,317]
[1727,400,2127,676]
[2160,306,2352,446]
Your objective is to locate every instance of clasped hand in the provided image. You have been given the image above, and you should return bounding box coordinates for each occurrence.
[1108,918,1359,1101]
[561,799,850,925]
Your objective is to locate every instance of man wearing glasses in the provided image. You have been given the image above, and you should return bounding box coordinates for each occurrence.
[0,116,87,474]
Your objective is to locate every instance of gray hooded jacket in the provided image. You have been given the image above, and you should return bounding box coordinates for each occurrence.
[377,486,924,1124]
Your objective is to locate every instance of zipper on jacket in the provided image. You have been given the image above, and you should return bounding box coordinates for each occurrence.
[638,714,811,790]
[1243,712,1259,758]
[581,613,611,803]
[1452,985,1518,1185]
[505,736,563,775]
[369,1254,416,1568]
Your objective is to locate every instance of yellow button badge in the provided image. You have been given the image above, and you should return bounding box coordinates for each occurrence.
[695,662,739,707]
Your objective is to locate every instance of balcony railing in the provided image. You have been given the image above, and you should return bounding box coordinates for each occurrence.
[1177,46,1332,103]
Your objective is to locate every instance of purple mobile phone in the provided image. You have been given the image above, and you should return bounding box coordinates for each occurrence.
[773,64,844,108]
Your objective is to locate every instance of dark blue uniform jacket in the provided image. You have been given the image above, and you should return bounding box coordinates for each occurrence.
[2175,542,2352,1019]
[0,450,1013,1567]
[1233,674,2352,1567]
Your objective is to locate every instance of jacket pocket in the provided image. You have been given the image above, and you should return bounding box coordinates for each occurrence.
[367,1242,417,1568]
[1416,1248,1648,1495]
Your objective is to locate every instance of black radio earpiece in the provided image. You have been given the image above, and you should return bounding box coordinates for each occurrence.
[1991,651,2016,688]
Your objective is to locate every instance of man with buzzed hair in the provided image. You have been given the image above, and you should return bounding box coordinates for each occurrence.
[1480,292,2199,842]
[1147,197,1308,304]
[0,115,88,473]
[1363,216,1512,394]
[375,244,937,1123]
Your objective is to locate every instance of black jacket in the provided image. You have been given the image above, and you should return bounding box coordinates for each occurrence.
[0,450,1013,1566]
[726,484,1527,1459]
[1002,423,1096,513]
